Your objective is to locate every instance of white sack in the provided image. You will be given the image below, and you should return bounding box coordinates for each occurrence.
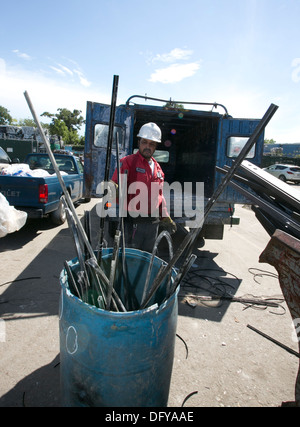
[0,193,27,238]
[0,163,31,176]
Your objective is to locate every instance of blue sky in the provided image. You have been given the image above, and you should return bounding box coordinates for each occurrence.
[0,0,299,142]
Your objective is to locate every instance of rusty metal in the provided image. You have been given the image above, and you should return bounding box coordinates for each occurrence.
[259,229,300,405]
[125,95,229,115]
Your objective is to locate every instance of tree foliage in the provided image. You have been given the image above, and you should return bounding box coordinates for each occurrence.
[164,100,185,110]
[0,106,13,125]
[41,108,85,145]
[15,118,41,127]
[0,104,85,145]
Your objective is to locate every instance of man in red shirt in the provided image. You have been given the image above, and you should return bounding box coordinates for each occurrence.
[110,122,176,252]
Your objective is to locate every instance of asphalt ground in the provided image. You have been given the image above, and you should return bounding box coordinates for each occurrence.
[0,191,299,407]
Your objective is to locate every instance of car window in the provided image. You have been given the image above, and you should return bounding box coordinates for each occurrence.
[94,123,124,149]
[0,147,11,164]
[290,167,300,172]
[133,148,170,163]
[76,159,84,173]
[28,155,51,170]
[226,136,255,158]
[275,165,287,170]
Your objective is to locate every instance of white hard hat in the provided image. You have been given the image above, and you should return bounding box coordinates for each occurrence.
[137,122,161,143]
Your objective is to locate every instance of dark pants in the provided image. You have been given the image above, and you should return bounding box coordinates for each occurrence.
[107,218,159,253]
[123,218,159,253]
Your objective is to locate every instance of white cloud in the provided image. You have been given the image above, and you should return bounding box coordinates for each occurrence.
[50,66,66,76]
[153,48,193,63]
[291,57,300,83]
[12,49,32,60]
[49,61,91,87]
[74,69,91,87]
[149,62,201,84]
[0,58,108,124]
[56,63,74,76]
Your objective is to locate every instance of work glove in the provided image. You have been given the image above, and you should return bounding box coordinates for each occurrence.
[97,180,118,201]
[160,216,177,235]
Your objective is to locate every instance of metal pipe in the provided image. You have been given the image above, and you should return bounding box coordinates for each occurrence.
[247,324,300,358]
[24,90,111,299]
[164,254,197,302]
[97,75,119,265]
[140,103,279,309]
[105,133,126,310]
[125,95,229,115]
[141,230,173,307]
[86,258,126,312]
[64,260,82,300]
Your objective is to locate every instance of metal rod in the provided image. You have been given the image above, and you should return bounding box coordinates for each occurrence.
[105,232,121,309]
[125,95,229,115]
[64,260,82,300]
[97,75,119,265]
[86,258,126,312]
[247,324,300,358]
[140,103,278,309]
[64,204,90,300]
[105,132,126,310]
[164,254,197,301]
[141,230,173,307]
[24,90,111,296]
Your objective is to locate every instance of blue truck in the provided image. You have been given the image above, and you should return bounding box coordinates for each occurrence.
[83,96,266,241]
[0,152,89,225]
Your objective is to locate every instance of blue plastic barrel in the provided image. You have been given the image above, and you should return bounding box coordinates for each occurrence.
[59,248,178,407]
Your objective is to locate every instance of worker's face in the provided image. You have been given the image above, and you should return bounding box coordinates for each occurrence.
[138,138,157,160]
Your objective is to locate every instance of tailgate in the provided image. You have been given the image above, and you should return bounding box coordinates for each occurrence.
[0,176,43,207]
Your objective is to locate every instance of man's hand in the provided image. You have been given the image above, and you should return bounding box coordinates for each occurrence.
[98,180,118,201]
[160,216,177,234]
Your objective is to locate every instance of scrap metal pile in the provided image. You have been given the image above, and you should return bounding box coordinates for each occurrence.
[217,160,300,241]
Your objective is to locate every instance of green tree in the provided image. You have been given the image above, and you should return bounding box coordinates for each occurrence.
[49,119,69,142]
[264,138,276,144]
[0,106,13,125]
[41,108,85,145]
[15,117,48,128]
[164,100,185,110]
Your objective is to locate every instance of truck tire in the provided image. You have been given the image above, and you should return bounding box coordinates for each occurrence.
[51,196,67,225]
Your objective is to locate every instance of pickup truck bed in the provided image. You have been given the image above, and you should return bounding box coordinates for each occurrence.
[0,153,89,225]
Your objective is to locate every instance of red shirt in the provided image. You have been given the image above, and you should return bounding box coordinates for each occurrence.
[111,151,169,218]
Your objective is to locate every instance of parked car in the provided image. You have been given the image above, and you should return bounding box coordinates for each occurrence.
[263,163,300,184]
[0,153,90,225]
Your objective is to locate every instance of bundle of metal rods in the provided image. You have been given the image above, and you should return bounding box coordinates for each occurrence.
[24,79,278,313]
